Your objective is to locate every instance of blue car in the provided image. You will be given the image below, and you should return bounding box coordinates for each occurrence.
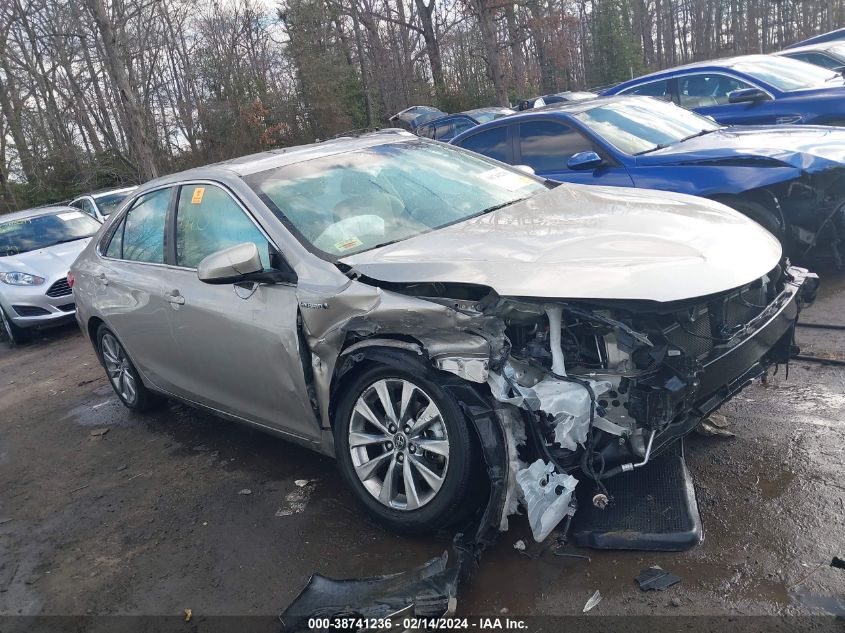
[602,54,845,127]
[451,96,845,264]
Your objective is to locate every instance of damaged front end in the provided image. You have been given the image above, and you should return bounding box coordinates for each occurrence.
[283,262,815,629]
[487,263,815,534]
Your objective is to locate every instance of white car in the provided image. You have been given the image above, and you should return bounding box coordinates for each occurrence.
[0,206,101,345]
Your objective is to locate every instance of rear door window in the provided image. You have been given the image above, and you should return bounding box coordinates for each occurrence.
[175,184,270,269]
[622,79,671,100]
[457,126,510,162]
[518,120,595,172]
[121,188,170,263]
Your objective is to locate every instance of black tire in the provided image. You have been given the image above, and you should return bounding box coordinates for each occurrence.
[719,197,783,238]
[0,306,32,346]
[96,324,161,411]
[333,362,480,535]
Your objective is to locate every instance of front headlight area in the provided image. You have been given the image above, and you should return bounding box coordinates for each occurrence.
[0,271,46,286]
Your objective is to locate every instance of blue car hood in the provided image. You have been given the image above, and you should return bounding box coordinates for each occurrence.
[635,126,845,172]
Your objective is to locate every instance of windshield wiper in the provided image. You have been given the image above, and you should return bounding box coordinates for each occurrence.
[50,236,89,246]
[474,197,529,217]
[676,128,718,143]
[633,144,668,156]
[634,128,718,155]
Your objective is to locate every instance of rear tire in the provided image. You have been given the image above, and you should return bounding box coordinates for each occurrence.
[0,306,32,346]
[96,325,161,411]
[333,362,480,535]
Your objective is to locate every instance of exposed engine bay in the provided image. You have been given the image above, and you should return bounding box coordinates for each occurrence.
[358,262,817,539]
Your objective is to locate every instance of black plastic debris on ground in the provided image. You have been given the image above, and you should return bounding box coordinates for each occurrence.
[280,394,509,632]
[635,566,682,591]
[832,556,845,570]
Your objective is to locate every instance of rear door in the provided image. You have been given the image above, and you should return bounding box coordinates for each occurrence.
[94,187,180,391]
[153,182,320,440]
[515,119,634,186]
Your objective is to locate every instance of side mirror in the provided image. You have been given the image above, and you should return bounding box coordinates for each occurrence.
[567,151,604,170]
[728,88,771,104]
[197,242,263,285]
[513,164,536,176]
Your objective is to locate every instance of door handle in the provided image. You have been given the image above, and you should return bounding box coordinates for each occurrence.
[164,290,185,306]
[96,272,109,286]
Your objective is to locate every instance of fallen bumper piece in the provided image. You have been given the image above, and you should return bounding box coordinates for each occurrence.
[280,552,459,631]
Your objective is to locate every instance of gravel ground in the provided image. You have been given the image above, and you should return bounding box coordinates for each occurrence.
[0,273,843,627]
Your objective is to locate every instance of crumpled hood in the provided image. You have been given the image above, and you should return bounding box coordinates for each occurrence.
[0,238,91,279]
[341,184,782,303]
[636,125,845,171]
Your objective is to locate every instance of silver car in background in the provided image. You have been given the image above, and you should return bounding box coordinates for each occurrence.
[0,206,101,345]
[70,131,813,536]
[69,186,137,223]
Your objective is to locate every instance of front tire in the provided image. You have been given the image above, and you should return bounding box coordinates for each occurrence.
[0,306,31,346]
[96,325,160,411]
[333,363,479,535]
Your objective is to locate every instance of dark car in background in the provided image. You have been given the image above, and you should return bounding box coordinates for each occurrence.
[603,54,845,126]
[775,41,845,71]
[451,96,845,265]
[416,114,479,142]
[388,106,445,132]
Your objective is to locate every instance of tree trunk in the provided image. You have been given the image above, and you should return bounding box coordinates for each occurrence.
[85,0,158,181]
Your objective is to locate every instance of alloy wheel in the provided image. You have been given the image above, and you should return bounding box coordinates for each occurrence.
[101,333,138,405]
[348,378,450,511]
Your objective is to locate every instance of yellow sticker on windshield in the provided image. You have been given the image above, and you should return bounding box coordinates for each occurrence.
[191,187,205,204]
[335,237,363,251]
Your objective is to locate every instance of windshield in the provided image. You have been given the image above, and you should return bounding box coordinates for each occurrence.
[246,140,546,257]
[94,190,133,216]
[574,98,721,155]
[0,210,100,256]
[732,56,842,91]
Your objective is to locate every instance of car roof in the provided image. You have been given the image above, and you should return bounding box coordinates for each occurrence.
[463,106,513,114]
[776,41,844,55]
[613,53,781,84]
[90,186,137,199]
[784,27,845,49]
[138,130,419,186]
[0,205,78,223]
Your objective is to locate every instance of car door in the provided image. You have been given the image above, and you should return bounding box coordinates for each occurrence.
[95,187,182,391]
[678,72,779,125]
[152,182,320,441]
[515,119,634,186]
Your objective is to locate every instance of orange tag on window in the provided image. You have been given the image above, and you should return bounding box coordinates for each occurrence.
[191,187,205,204]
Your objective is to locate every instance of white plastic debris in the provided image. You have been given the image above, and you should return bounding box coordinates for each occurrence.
[513,539,526,551]
[583,590,602,612]
[516,459,578,543]
[488,367,613,452]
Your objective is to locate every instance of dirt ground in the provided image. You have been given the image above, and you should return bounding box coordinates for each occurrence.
[1,272,843,626]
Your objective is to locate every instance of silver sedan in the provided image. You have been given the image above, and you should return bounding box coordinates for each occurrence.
[70,131,813,535]
[0,206,100,345]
